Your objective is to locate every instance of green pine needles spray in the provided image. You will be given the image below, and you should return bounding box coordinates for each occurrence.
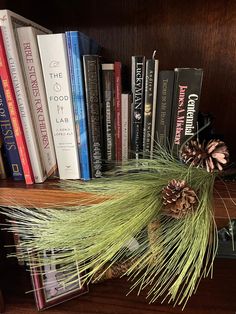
[1,140,230,308]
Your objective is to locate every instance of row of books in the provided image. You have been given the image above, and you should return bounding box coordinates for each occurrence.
[0,9,203,185]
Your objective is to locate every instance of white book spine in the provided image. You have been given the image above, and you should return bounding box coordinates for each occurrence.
[37,33,80,180]
[150,59,159,158]
[121,93,131,162]
[17,26,57,177]
[0,10,51,183]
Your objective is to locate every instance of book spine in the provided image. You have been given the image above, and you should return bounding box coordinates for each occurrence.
[150,60,159,158]
[0,10,50,183]
[101,64,115,167]
[131,56,145,159]
[37,33,80,180]
[143,59,155,158]
[17,27,57,177]
[0,78,24,180]
[66,31,91,180]
[0,136,6,179]
[114,61,122,162]
[83,55,102,178]
[0,30,34,184]
[121,93,131,162]
[170,68,203,155]
[155,70,174,149]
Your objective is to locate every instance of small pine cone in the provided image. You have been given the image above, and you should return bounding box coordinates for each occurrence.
[162,179,197,219]
[181,139,229,172]
[162,179,186,205]
[92,259,135,283]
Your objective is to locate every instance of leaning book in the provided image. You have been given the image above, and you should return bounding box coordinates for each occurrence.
[17,26,57,178]
[0,78,24,181]
[0,29,34,184]
[37,33,81,180]
[0,9,51,183]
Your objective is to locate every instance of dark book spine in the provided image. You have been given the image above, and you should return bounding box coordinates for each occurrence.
[170,68,203,155]
[143,59,155,158]
[0,136,6,179]
[101,64,115,167]
[131,56,145,159]
[155,71,174,148]
[114,61,122,162]
[83,55,103,178]
[0,79,24,180]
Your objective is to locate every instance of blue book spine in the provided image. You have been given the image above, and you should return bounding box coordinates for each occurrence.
[0,79,24,180]
[66,31,91,180]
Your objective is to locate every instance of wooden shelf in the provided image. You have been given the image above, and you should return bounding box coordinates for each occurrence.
[1,258,236,314]
[0,180,236,228]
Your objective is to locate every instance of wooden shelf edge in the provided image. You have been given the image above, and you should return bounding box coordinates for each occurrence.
[0,180,235,227]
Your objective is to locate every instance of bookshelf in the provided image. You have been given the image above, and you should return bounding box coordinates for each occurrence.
[0,0,236,313]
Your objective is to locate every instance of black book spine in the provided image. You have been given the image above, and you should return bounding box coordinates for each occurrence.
[83,55,103,178]
[131,56,145,160]
[101,64,115,167]
[155,70,174,148]
[143,59,155,158]
[170,68,203,155]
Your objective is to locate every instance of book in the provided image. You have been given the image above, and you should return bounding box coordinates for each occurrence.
[170,68,203,155]
[0,9,51,183]
[37,33,80,180]
[17,26,57,178]
[101,63,115,167]
[0,78,24,180]
[0,29,34,184]
[114,61,122,162]
[143,58,158,158]
[83,55,103,178]
[121,93,131,162]
[155,70,174,149]
[131,56,145,160]
[0,135,6,179]
[65,31,95,180]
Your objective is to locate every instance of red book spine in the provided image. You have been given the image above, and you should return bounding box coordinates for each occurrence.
[114,61,122,162]
[0,30,34,184]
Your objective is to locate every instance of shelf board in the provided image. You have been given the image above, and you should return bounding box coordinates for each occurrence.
[0,179,235,227]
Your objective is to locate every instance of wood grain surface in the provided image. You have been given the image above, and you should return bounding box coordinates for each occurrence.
[0,180,236,227]
[1,258,236,314]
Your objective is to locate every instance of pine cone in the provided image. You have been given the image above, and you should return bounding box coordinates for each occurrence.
[181,139,229,172]
[162,179,197,219]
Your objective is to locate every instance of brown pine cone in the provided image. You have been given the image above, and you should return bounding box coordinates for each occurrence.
[181,139,229,172]
[162,179,197,219]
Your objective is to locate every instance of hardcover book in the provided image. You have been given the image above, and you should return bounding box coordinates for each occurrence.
[101,63,115,166]
[143,59,158,158]
[121,93,131,162]
[65,31,100,180]
[0,135,6,179]
[170,68,203,155]
[131,56,145,160]
[17,26,57,178]
[0,29,34,184]
[155,70,174,149]
[83,55,103,178]
[37,33,80,180]
[0,78,24,181]
[0,9,51,183]
[114,61,122,162]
